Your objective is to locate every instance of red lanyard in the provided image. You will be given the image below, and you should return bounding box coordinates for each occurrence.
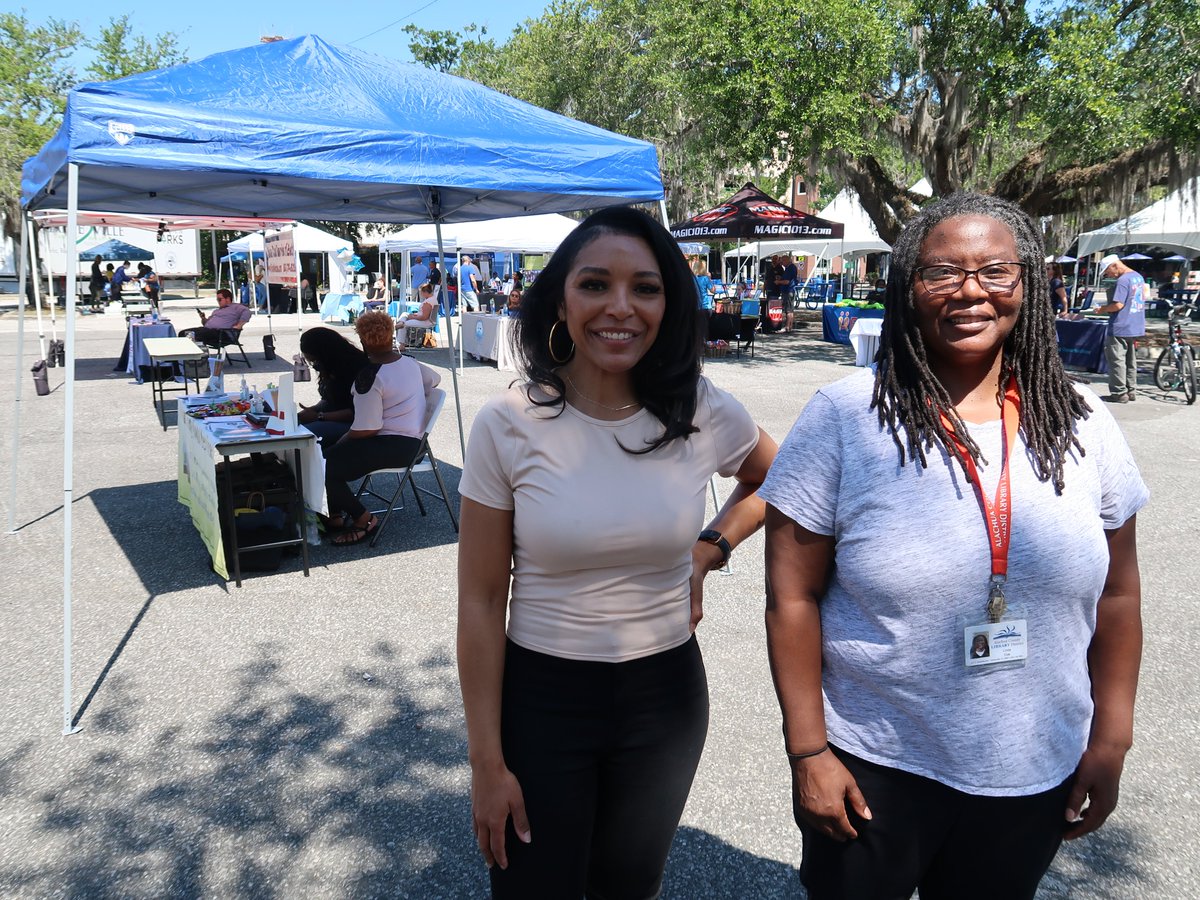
[939,378,1021,584]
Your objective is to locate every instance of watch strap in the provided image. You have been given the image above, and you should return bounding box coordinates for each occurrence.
[697,529,731,566]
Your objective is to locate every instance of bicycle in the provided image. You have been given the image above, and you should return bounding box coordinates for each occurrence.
[1153,302,1197,404]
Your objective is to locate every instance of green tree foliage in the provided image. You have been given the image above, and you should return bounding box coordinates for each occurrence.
[414,0,1197,241]
[85,14,186,82]
[836,0,1200,241]
[0,13,82,239]
[0,13,186,241]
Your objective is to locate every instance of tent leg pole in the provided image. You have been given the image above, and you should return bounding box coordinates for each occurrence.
[64,163,81,735]
[658,198,670,225]
[436,224,467,462]
[6,215,30,535]
[29,222,47,360]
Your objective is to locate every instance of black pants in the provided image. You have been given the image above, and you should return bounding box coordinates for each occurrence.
[799,746,1072,900]
[323,434,421,520]
[492,637,709,899]
[180,326,233,348]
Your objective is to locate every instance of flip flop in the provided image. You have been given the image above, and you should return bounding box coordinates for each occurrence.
[331,515,378,546]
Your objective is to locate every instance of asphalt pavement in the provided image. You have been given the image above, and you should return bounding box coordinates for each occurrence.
[0,297,1196,898]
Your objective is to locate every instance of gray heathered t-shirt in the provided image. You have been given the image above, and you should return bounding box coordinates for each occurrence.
[759,369,1148,796]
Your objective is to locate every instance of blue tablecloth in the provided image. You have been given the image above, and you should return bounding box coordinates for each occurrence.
[822,305,885,345]
[319,293,365,324]
[1055,318,1108,374]
[119,321,177,382]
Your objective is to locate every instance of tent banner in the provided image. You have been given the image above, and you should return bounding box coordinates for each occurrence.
[265,230,298,288]
[37,224,201,276]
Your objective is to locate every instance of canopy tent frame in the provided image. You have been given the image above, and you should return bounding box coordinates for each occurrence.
[12,34,665,737]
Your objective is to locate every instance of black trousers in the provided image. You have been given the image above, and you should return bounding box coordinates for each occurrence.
[491,637,709,899]
[799,746,1072,900]
[323,434,421,520]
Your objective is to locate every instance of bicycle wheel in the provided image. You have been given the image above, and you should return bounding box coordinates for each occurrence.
[1181,348,1197,404]
[1154,347,1176,390]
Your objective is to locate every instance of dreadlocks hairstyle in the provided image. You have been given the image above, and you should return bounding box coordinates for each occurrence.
[871,192,1092,494]
[513,206,704,454]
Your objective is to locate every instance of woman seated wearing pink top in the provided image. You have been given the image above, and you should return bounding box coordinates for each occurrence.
[323,311,439,546]
[457,207,777,896]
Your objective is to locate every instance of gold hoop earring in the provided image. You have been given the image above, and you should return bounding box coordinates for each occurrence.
[548,320,575,364]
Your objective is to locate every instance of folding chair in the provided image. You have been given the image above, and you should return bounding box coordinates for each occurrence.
[200,327,252,367]
[354,388,458,546]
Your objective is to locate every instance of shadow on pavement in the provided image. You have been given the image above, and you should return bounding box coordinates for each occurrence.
[0,646,490,897]
[663,826,802,897]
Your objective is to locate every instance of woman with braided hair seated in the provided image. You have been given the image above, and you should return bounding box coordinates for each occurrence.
[760,193,1148,900]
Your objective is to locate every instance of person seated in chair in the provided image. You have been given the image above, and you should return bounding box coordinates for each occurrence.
[297,326,368,455]
[324,311,441,546]
[365,275,390,309]
[180,288,251,348]
[505,288,522,316]
[865,277,887,304]
[397,282,439,334]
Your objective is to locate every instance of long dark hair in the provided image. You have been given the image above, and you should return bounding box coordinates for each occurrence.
[299,326,367,397]
[513,206,704,453]
[871,192,1091,493]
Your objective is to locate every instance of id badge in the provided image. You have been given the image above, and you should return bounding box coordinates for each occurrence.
[957,606,1028,673]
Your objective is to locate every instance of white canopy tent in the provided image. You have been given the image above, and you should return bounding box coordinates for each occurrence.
[227,223,354,292]
[378,214,581,327]
[377,213,578,254]
[1077,179,1200,257]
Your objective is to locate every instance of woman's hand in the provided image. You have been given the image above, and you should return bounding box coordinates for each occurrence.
[689,542,723,632]
[471,761,531,869]
[1063,742,1128,840]
[790,750,872,841]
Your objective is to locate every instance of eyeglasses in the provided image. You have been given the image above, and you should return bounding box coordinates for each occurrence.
[914,262,1025,295]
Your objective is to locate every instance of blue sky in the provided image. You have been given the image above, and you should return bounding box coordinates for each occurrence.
[6,0,552,68]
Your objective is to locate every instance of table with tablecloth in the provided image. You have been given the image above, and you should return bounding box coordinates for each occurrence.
[461,312,516,371]
[177,400,326,582]
[822,305,885,345]
[849,318,883,366]
[319,292,365,324]
[115,320,176,381]
[1055,318,1108,373]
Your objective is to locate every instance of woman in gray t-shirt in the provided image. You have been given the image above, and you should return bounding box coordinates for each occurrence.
[761,193,1147,900]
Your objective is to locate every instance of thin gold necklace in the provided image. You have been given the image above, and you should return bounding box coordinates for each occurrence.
[561,371,640,412]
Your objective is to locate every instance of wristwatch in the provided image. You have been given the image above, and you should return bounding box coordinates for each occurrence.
[318,411,325,421]
[697,529,731,567]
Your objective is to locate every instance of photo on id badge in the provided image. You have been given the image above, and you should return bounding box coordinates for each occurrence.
[963,617,1028,669]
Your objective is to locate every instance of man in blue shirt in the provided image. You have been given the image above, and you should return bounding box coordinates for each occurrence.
[456,255,481,311]
[239,272,268,311]
[110,260,130,304]
[410,256,430,297]
[1094,253,1147,403]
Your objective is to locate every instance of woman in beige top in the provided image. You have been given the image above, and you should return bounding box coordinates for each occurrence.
[457,207,777,896]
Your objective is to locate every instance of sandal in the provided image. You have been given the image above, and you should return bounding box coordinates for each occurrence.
[331,515,378,546]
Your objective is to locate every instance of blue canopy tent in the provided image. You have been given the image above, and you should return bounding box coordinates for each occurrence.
[77,238,155,262]
[13,34,665,734]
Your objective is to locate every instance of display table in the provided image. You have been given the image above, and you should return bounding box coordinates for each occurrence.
[320,292,365,324]
[1055,318,1108,374]
[822,305,885,345]
[143,337,206,430]
[177,400,325,585]
[117,320,177,381]
[849,317,883,367]
[461,312,516,371]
